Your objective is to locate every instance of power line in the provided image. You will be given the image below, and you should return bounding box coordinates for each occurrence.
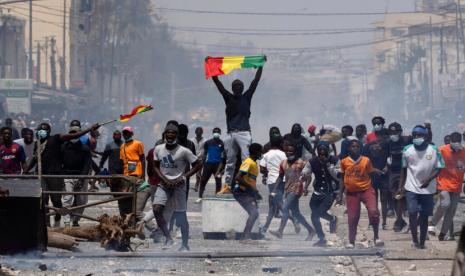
[156,7,423,16]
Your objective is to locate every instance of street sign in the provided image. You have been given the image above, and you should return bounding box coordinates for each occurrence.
[0,79,33,115]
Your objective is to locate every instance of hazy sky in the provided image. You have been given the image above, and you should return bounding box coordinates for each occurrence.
[155,0,417,57]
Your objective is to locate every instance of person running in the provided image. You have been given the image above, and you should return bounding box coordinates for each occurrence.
[387,122,410,232]
[0,127,26,174]
[337,139,384,248]
[14,128,34,169]
[61,126,92,227]
[120,126,148,219]
[26,122,99,227]
[430,132,465,241]
[260,135,298,234]
[363,131,390,229]
[269,144,316,241]
[303,143,339,246]
[398,125,444,249]
[99,130,127,216]
[211,65,263,188]
[193,127,206,192]
[283,123,315,160]
[233,143,263,242]
[365,116,387,144]
[197,127,225,202]
[152,124,202,251]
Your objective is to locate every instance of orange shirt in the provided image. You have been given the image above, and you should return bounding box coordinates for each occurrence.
[120,140,144,177]
[341,156,374,192]
[437,145,465,193]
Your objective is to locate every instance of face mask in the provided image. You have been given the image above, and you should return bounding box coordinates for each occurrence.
[165,139,177,146]
[124,137,133,142]
[37,130,48,139]
[70,138,79,144]
[287,155,297,162]
[373,124,383,132]
[213,133,220,139]
[390,135,400,142]
[412,138,425,146]
[451,142,463,151]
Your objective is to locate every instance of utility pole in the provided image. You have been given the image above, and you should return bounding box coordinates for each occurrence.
[1,16,7,78]
[44,37,48,85]
[429,16,434,109]
[28,0,32,80]
[62,0,66,91]
[50,37,56,90]
[35,41,40,85]
[456,2,460,74]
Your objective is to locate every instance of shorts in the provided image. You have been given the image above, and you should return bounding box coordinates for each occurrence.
[153,183,187,212]
[389,172,401,194]
[371,174,389,192]
[405,191,434,216]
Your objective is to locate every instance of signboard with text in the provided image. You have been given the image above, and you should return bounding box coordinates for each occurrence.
[0,79,33,115]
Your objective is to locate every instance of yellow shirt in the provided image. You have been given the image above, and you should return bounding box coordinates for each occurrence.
[239,157,258,190]
[120,140,144,177]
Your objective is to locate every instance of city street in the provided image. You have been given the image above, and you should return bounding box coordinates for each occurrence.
[0,179,459,275]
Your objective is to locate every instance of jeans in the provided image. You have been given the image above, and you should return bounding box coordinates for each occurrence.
[346,188,380,243]
[224,131,252,185]
[199,163,222,198]
[278,192,314,235]
[309,193,335,240]
[42,177,64,223]
[62,178,88,225]
[234,192,259,239]
[431,190,460,235]
[405,191,434,245]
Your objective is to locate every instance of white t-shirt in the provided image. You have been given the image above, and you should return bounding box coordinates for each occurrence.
[402,144,445,194]
[154,144,198,180]
[259,149,287,185]
[14,138,34,164]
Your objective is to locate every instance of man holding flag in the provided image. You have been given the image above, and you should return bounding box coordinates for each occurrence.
[207,55,266,189]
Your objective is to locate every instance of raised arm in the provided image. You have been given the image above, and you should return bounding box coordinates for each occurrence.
[246,66,263,97]
[212,76,230,99]
[59,123,100,142]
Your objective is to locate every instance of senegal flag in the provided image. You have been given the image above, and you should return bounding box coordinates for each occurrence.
[204,55,266,79]
[119,105,153,122]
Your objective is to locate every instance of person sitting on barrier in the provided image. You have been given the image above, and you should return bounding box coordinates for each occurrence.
[0,126,26,174]
[152,124,202,251]
[26,122,100,227]
[61,126,92,227]
[233,142,263,242]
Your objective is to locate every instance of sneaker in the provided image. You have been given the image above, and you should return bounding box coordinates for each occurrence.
[329,216,338,234]
[195,198,202,204]
[438,232,446,241]
[269,230,283,239]
[162,239,174,250]
[428,225,436,236]
[345,242,355,249]
[178,244,190,252]
[373,239,385,247]
[294,223,301,234]
[305,230,315,241]
[447,235,456,241]
[313,239,327,247]
[217,184,231,195]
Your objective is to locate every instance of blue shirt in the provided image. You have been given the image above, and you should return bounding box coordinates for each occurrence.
[204,138,224,164]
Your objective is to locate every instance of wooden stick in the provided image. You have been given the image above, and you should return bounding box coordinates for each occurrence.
[98,119,118,126]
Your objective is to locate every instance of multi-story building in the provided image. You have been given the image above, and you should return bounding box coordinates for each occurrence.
[0,13,26,79]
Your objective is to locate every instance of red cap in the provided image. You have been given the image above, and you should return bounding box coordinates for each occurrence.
[307,125,316,133]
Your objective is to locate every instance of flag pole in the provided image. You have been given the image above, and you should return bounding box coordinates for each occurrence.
[98,119,118,126]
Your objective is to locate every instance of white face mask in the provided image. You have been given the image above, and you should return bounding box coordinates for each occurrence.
[70,138,80,144]
[390,135,400,142]
[451,142,463,151]
[373,124,383,132]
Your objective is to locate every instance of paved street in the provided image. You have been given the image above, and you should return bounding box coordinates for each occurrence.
[0,179,460,275]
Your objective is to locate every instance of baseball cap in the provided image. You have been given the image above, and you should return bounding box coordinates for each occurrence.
[122,126,134,133]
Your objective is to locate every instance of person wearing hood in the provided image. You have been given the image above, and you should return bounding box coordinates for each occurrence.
[212,63,263,188]
[429,132,465,241]
[398,125,444,249]
[263,126,282,153]
[283,123,315,160]
[61,126,92,227]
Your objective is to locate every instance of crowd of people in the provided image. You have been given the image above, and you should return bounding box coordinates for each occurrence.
[0,65,464,252]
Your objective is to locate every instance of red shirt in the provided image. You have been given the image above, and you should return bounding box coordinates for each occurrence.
[364,132,378,144]
[0,142,26,174]
[146,148,160,186]
[437,145,465,193]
